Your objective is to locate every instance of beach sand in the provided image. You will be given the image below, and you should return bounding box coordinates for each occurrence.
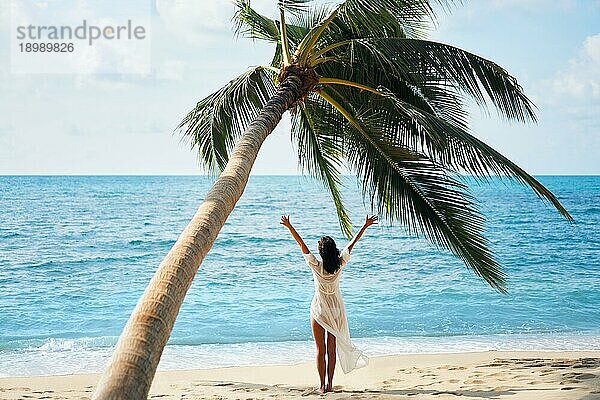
[1,351,599,399]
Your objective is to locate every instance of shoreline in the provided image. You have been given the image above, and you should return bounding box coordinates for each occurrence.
[2,351,599,399]
[3,331,600,378]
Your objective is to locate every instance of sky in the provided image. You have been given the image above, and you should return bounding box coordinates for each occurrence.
[0,0,598,175]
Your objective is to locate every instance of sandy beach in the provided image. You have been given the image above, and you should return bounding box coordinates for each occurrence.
[1,351,599,399]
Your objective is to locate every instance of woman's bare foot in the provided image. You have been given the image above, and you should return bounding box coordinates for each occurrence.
[325,383,334,393]
[317,386,327,395]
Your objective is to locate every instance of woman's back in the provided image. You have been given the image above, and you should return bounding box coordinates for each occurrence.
[304,247,350,295]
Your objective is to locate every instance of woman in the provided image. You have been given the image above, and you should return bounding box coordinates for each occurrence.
[280,214,378,393]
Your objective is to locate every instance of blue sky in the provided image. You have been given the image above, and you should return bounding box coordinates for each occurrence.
[0,0,598,175]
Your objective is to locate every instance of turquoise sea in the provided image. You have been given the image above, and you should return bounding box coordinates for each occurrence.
[0,176,598,377]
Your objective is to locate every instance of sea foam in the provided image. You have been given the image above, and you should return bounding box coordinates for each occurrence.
[1,332,599,377]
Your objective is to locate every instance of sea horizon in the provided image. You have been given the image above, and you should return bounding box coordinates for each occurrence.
[1,174,600,177]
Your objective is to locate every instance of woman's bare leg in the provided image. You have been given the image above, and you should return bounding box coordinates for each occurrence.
[310,318,326,393]
[326,331,336,392]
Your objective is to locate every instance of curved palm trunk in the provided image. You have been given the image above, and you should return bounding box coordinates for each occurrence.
[93,76,302,399]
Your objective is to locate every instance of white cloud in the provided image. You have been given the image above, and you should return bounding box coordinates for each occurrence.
[73,74,133,90]
[155,59,185,81]
[154,0,278,45]
[0,2,12,26]
[154,0,231,45]
[155,0,229,29]
[583,34,600,64]
[551,34,600,100]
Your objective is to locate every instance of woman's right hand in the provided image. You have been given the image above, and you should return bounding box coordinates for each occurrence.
[280,215,292,229]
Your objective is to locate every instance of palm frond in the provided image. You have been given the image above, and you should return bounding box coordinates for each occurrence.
[296,0,442,63]
[317,56,470,129]
[287,4,336,32]
[290,95,353,238]
[317,38,537,122]
[317,86,506,291]
[376,88,572,220]
[315,79,572,221]
[177,67,277,173]
[335,0,438,39]
[233,0,280,43]
[278,0,313,14]
[233,1,310,52]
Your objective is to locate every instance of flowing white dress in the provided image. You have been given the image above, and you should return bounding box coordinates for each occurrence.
[303,247,369,374]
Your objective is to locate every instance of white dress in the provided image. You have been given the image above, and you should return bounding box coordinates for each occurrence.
[303,247,369,374]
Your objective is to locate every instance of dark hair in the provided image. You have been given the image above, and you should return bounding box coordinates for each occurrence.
[318,236,341,274]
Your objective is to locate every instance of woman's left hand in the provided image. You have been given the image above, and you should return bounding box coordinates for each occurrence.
[280,215,292,228]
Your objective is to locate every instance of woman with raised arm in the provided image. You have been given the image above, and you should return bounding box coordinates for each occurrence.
[280,215,378,394]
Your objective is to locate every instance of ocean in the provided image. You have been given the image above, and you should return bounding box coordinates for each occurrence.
[0,175,598,377]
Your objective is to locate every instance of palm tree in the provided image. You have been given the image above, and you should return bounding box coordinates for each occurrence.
[93,0,572,398]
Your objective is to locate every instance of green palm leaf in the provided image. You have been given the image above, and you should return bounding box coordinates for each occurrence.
[317,86,506,291]
[317,38,536,122]
[291,95,353,237]
[312,82,572,221]
[278,0,314,13]
[233,1,280,43]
